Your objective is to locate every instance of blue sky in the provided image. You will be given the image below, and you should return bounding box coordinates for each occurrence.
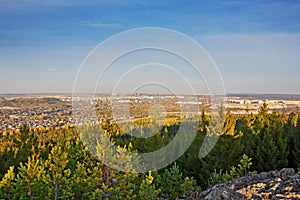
[0,0,300,94]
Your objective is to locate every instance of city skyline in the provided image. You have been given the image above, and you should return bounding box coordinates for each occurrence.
[1,0,300,94]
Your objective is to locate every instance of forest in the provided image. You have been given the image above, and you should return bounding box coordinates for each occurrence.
[0,103,300,199]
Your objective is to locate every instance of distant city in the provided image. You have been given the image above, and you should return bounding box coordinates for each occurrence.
[1,93,300,134]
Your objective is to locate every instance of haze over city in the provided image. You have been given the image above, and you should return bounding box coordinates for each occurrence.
[1,0,300,94]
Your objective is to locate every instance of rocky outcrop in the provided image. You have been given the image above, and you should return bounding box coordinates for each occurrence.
[199,168,300,200]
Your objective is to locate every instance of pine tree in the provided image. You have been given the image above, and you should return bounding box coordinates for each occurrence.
[15,155,48,198]
[43,145,72,200]
[254,128,279,172]
[0,166,15,199]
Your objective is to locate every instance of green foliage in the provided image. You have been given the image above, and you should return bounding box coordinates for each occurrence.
[238,154,253,176]
[14,155,49,199]
[155,163,186,199]
[181,176,201,199]
[43,145,72,199]
[138,172,161,200]
[0,166,15,199]
[0,130,104,199]
[286,112,300,169]
[208,169,228,187]
[208,154,254,187]
[69,162,103,199]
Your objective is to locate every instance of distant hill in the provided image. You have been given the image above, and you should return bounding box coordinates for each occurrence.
[227,93,300,100]
[0,97,63,108]
[0,97,10,107]
[0,97,6,101]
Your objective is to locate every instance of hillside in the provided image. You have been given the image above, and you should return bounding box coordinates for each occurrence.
[0,97,63,108]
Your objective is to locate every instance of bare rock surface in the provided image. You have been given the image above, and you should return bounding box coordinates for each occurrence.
[199,168,300,200]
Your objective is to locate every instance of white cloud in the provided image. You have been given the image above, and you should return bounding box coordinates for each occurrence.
[48,68,56,72]
[80,20,121,28]
[0,0,139,11]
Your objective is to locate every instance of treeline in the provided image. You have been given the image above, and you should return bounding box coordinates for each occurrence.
[0,103,299,199]
[176,103,300,188]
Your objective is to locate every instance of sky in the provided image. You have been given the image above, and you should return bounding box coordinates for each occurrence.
[0,0,300,94]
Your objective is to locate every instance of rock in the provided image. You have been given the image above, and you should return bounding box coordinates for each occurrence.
[199,168,300,200]
[279,168,295,179]
[102,193,112,199]
[200,185,247,200]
